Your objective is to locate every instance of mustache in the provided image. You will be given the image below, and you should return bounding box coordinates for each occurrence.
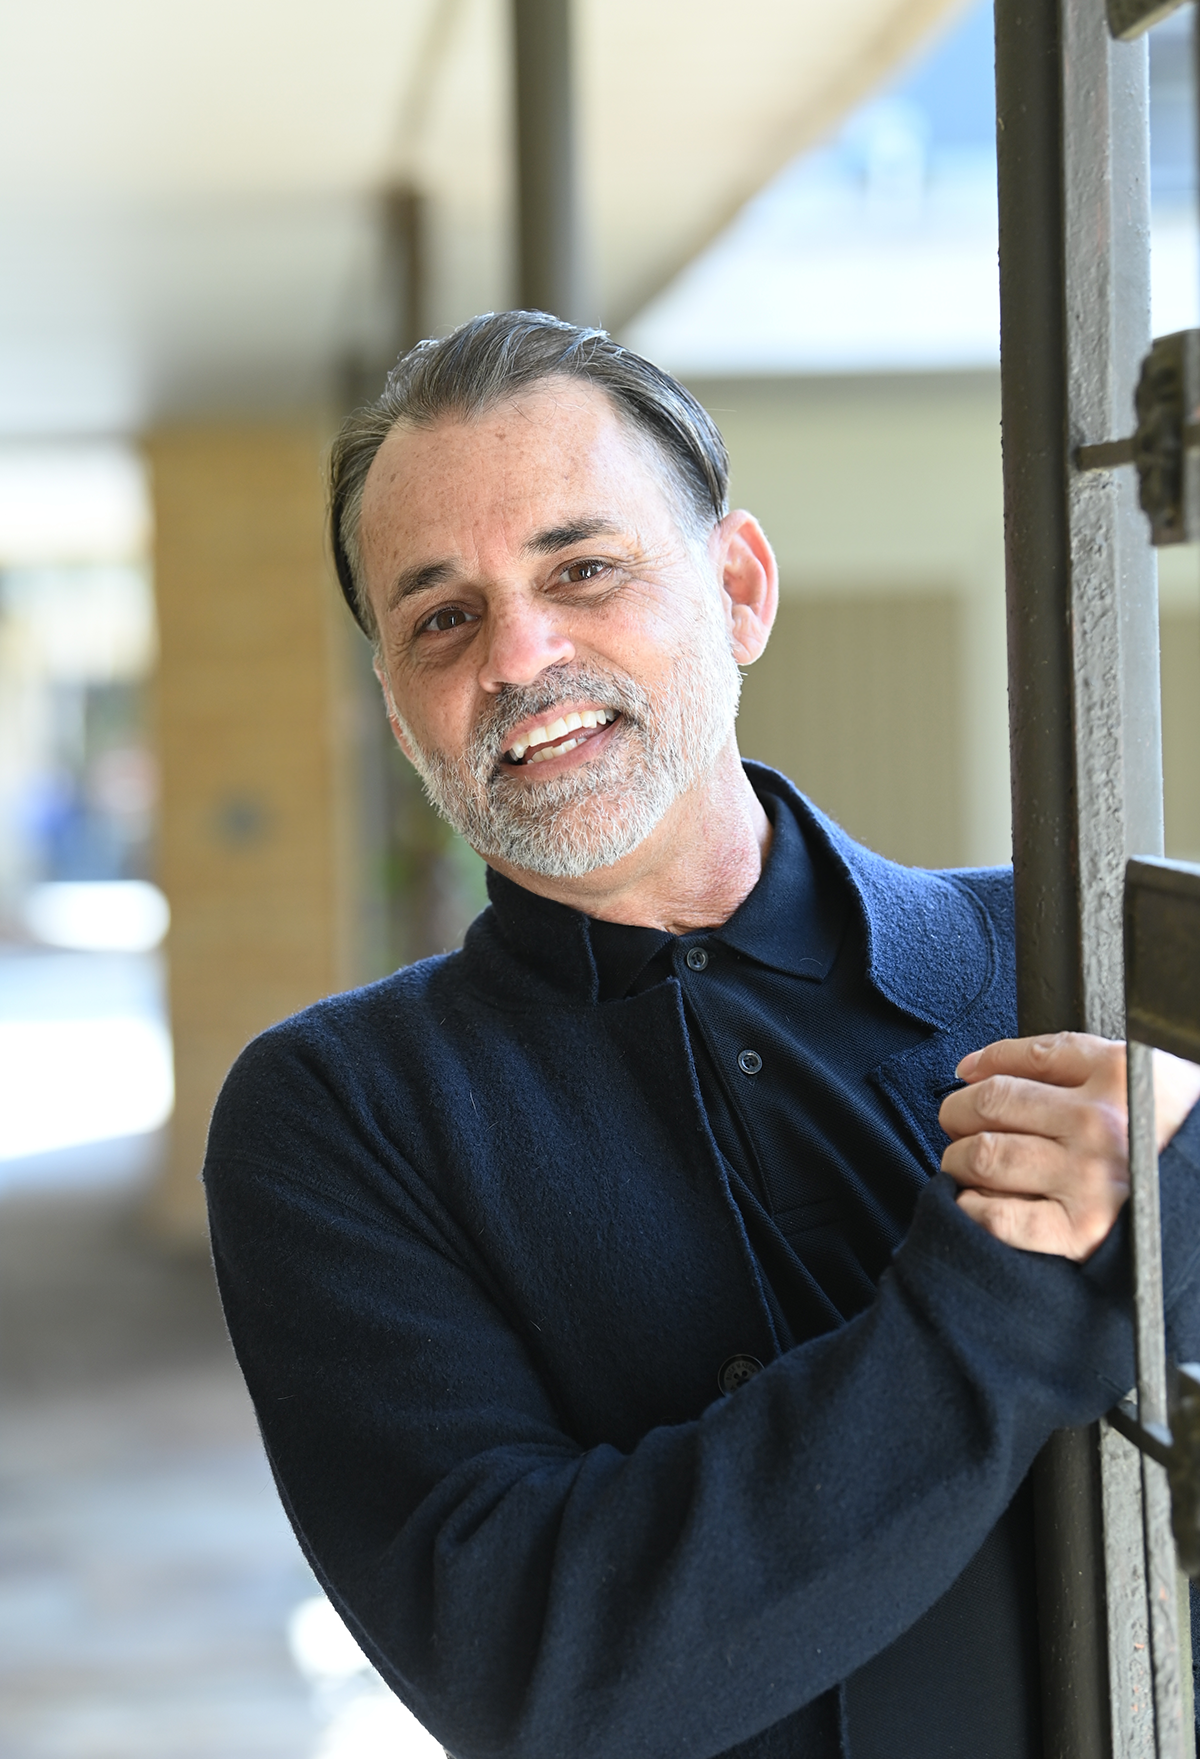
[466,664,650,773]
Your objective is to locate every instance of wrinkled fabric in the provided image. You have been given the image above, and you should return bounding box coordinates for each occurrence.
[203,766,1200,1759]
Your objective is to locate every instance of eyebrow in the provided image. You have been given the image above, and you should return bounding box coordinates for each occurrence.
[522,517,625,556]
[386,558,457,614]
[386,518,627,613]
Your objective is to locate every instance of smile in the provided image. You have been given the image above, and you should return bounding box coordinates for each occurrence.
[503,708,620,766]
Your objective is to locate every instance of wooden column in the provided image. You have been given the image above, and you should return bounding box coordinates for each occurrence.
[146,424,356,1245]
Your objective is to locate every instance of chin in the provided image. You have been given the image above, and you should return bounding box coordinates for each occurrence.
[483,787,665,880]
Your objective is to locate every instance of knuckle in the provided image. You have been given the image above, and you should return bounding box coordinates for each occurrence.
[1082,1100,1126,1153]
[965,1131,997,1177]
[973,1077,1013,1126]
[1029,1033,1065,1067]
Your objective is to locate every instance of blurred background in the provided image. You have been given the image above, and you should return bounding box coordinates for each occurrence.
[1,0,1197,1753]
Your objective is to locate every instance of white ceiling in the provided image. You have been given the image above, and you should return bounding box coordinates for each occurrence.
[0,0,966,437]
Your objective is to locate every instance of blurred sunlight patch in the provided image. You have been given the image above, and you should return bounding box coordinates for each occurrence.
[288,1594,445,1759]
[23,880,169,951]
[0,1016,173,1159]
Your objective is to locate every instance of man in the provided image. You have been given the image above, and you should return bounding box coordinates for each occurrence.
[204,311,1200,1759]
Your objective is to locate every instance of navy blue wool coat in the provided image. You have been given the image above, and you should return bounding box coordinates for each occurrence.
[204,768,1200,1759]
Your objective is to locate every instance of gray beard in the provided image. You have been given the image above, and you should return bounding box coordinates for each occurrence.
[393,613,743,880]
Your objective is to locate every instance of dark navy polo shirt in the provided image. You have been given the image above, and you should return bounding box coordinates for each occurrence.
[587,785,934,1341]
[587,783,1043,1759]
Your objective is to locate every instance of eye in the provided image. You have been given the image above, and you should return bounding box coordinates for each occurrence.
[559,558,610,585]
[420,605,477,634]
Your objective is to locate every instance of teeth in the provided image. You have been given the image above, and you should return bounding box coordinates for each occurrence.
[528,737,579,764]
[505,707,617,762]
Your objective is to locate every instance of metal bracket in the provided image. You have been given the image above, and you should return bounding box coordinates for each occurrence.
[1126,856,1200,1064]
[1077,329,1200,544]
[1107,0,1191,40]
[1110,1365,1200,1576]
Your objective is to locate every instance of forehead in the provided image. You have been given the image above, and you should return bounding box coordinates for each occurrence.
[358,380,676,563]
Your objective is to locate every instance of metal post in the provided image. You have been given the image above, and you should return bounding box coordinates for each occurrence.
[511,0,587,320]
[995,0,1161,1752]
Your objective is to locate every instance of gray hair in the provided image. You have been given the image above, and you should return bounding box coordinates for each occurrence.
[328,310,730,638]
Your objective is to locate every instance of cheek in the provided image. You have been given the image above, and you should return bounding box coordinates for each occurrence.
[389,668,479,756]
[587,592,695,675]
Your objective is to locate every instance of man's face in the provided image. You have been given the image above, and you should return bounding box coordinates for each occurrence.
[358,379,744,879]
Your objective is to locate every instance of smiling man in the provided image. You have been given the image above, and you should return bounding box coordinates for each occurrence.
[204,312,1200,1759]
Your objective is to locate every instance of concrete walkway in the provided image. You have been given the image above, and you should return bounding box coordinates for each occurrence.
[0,1182,318,1759]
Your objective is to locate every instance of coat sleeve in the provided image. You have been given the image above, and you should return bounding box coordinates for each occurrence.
[204,1028,1159,1759]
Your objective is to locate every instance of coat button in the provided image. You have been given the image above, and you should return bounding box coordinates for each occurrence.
[685,947,709,971]
[718,1354,765,1395]
[737,1049,762,1076]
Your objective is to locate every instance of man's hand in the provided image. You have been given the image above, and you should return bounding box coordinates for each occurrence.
[938,1034,1200,1261]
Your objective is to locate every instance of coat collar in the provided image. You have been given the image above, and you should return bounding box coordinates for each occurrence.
[469,762,995,1028]
[754,765,997,1029]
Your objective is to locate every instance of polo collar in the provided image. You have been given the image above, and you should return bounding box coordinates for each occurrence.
[477,761,996,1027]
[709,787,845,979]
[579,794,844,1000]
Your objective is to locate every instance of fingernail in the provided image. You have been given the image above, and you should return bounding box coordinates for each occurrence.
[957,1051,980,1078]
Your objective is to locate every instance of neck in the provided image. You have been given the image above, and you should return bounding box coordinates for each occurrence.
[485,741,772,934]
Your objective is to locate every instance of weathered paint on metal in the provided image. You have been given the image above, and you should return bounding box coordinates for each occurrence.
[995,0,1166,1750]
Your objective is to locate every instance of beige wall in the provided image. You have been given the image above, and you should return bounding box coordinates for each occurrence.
[736,594,964,868]
[699,371,1198,875]
[689,372,1010,871]
[147,424,357,1244]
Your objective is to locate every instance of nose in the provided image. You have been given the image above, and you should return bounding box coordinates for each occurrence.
[477,599,575,693]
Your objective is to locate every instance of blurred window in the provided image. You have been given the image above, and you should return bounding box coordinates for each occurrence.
[0,444,170,1181]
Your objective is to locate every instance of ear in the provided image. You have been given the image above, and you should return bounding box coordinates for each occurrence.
[373,657,419,766]
[715,511,778,665]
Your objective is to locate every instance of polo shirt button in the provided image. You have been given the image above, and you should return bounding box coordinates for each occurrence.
[685,947,709,971]
[719,1353,765,1395]
[737,1049,763,1076]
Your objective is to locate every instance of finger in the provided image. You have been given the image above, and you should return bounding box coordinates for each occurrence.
[942,1129,1128,1220]
[939,1073,1124,1150]
[956,1032,1122,1091]
[955,1189,1086,1259]
[942,1129,1075,1196]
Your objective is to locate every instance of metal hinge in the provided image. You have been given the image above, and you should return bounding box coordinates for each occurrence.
[1077,330,1200,544]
